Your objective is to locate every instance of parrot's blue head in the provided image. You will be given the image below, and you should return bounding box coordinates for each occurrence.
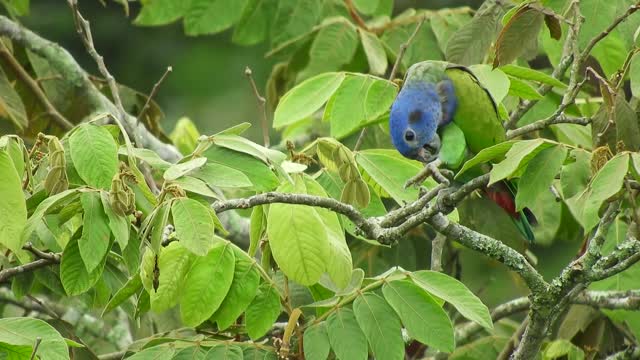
[389,82,442,163]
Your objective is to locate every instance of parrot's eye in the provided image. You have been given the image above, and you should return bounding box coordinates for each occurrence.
[404,130,416,142]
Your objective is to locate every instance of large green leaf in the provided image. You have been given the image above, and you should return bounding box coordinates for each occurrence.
[326,307,368,360]
[184,0,248,36]
[190,163,253,188]
[446,0,503,65]
[204,146,280,192]
[500,64,566,88]
[359,30,388,76]
[382,280,454,352]
[0,150,26,256]
[163,157,207,181]
[468,65,510,104]
[245,282,282,339]
[173,346,207,360]
[60,235,104,296]
[171,197,223,256]
[232,0,274,46]
[560,149,591,199]
[515,145,567,211]
[302,19,358,78]
[270,0,323,47]
[356,149,436,204]
[381,19,443,72]
[267,179,331,286]
[102,273,142,315]
[127,344,176,360]
[323,74,397,139]
[79,192,111,273]
[204,344,243,360]
[0,318,69,360]
[180,242,235,326]
[508,76,543,100]
[134,0,189,25]
[456,141,517,178]
[273,72,345,128]
[69,124,118,189]
[410,271,492,330]
[566,153,629,232]
[303,322,331,360]
[150,241,195,312]
[211,246,260,330]
[493,4,544,67]
[353,293,404,360]
[489,139,554,185]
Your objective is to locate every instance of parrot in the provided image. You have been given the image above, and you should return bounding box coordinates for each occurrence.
[389,61,537,242]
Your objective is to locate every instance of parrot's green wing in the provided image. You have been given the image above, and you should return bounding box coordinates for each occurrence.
[445,65,506,153]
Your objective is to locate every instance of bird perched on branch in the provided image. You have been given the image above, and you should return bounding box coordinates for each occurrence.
[389,61,537,242]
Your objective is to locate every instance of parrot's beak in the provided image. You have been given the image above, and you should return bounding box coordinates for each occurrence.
[416,134,441,163]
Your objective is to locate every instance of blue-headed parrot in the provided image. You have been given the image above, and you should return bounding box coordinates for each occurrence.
[389,61,537,242]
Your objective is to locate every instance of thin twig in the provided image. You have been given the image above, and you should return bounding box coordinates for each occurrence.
[29,337,42,360]
[137,66,172,124]
[244,66,270,147]
[0,41,73,130]
[353,16,426,152]
[344,0,369,30]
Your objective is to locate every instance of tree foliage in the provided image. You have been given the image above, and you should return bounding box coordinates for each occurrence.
[1,0,640,359]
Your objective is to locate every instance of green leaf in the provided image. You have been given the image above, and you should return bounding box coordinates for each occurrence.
[468,64,510,104]
[249,205,265,257]
[382,280,454,352]
[356,149,437,204]
[151,241,195,312]
[326,307,368,360]
[118,146,171,170]
[359,30,387,76]
[543,339,585,360]
[79,192,111,273]
[243,347,276,360]
[163,157,207,181]
[273,72,345,128]
[69,124,118,189]
[212,246,260,330]
[302,19,358,78]
[353,293,405,360]
[190,163,253,188]
[171,176,219,199]
[489,139,554,185]
[500,64,566,88]
[560,149,592,199]
[170,117,200,155]
[22,189,80,253]
[207,134,286,165]
[61,235,103,296]
[204,146,280,192]
[449,336,509,360]
[578,0,619,49]
[127,344,176,360]
[267,179,330,286]
[324,74,398,139]
[353,0,379,14]
[173,346,207,360]
[171,197,222,256]
[232,0,274,46]
[245,282,282,339]
[516,145,567,211]
[566,153,629,232]
[270,0,323,47]
[630,53,640,98]
[382,20,444,71]
[410,271,492,330]
[507,76,543,100]
[184,0,249,36]
[303,322,330,360]
[446,0,503,65]
[0,150,26,256]
[0,67,27,130]
[134,0,188,26]
[303,176,352,289]
[102,273,142,316]
[0,318,69,360]
[180,242,235,327]
[493,4,544,67]
[100,192,129,250]
[204,344,243,360]
[456,141,517,178]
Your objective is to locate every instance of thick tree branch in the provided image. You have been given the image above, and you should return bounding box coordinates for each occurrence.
[506,115,590,139]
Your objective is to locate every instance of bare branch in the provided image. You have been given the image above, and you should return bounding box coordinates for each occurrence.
[0,41,73,130]
[506,115,590,139]
[244,66,270,147]
[138,66,172,124]
[0,259,57,283]
[605,347,640,360]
